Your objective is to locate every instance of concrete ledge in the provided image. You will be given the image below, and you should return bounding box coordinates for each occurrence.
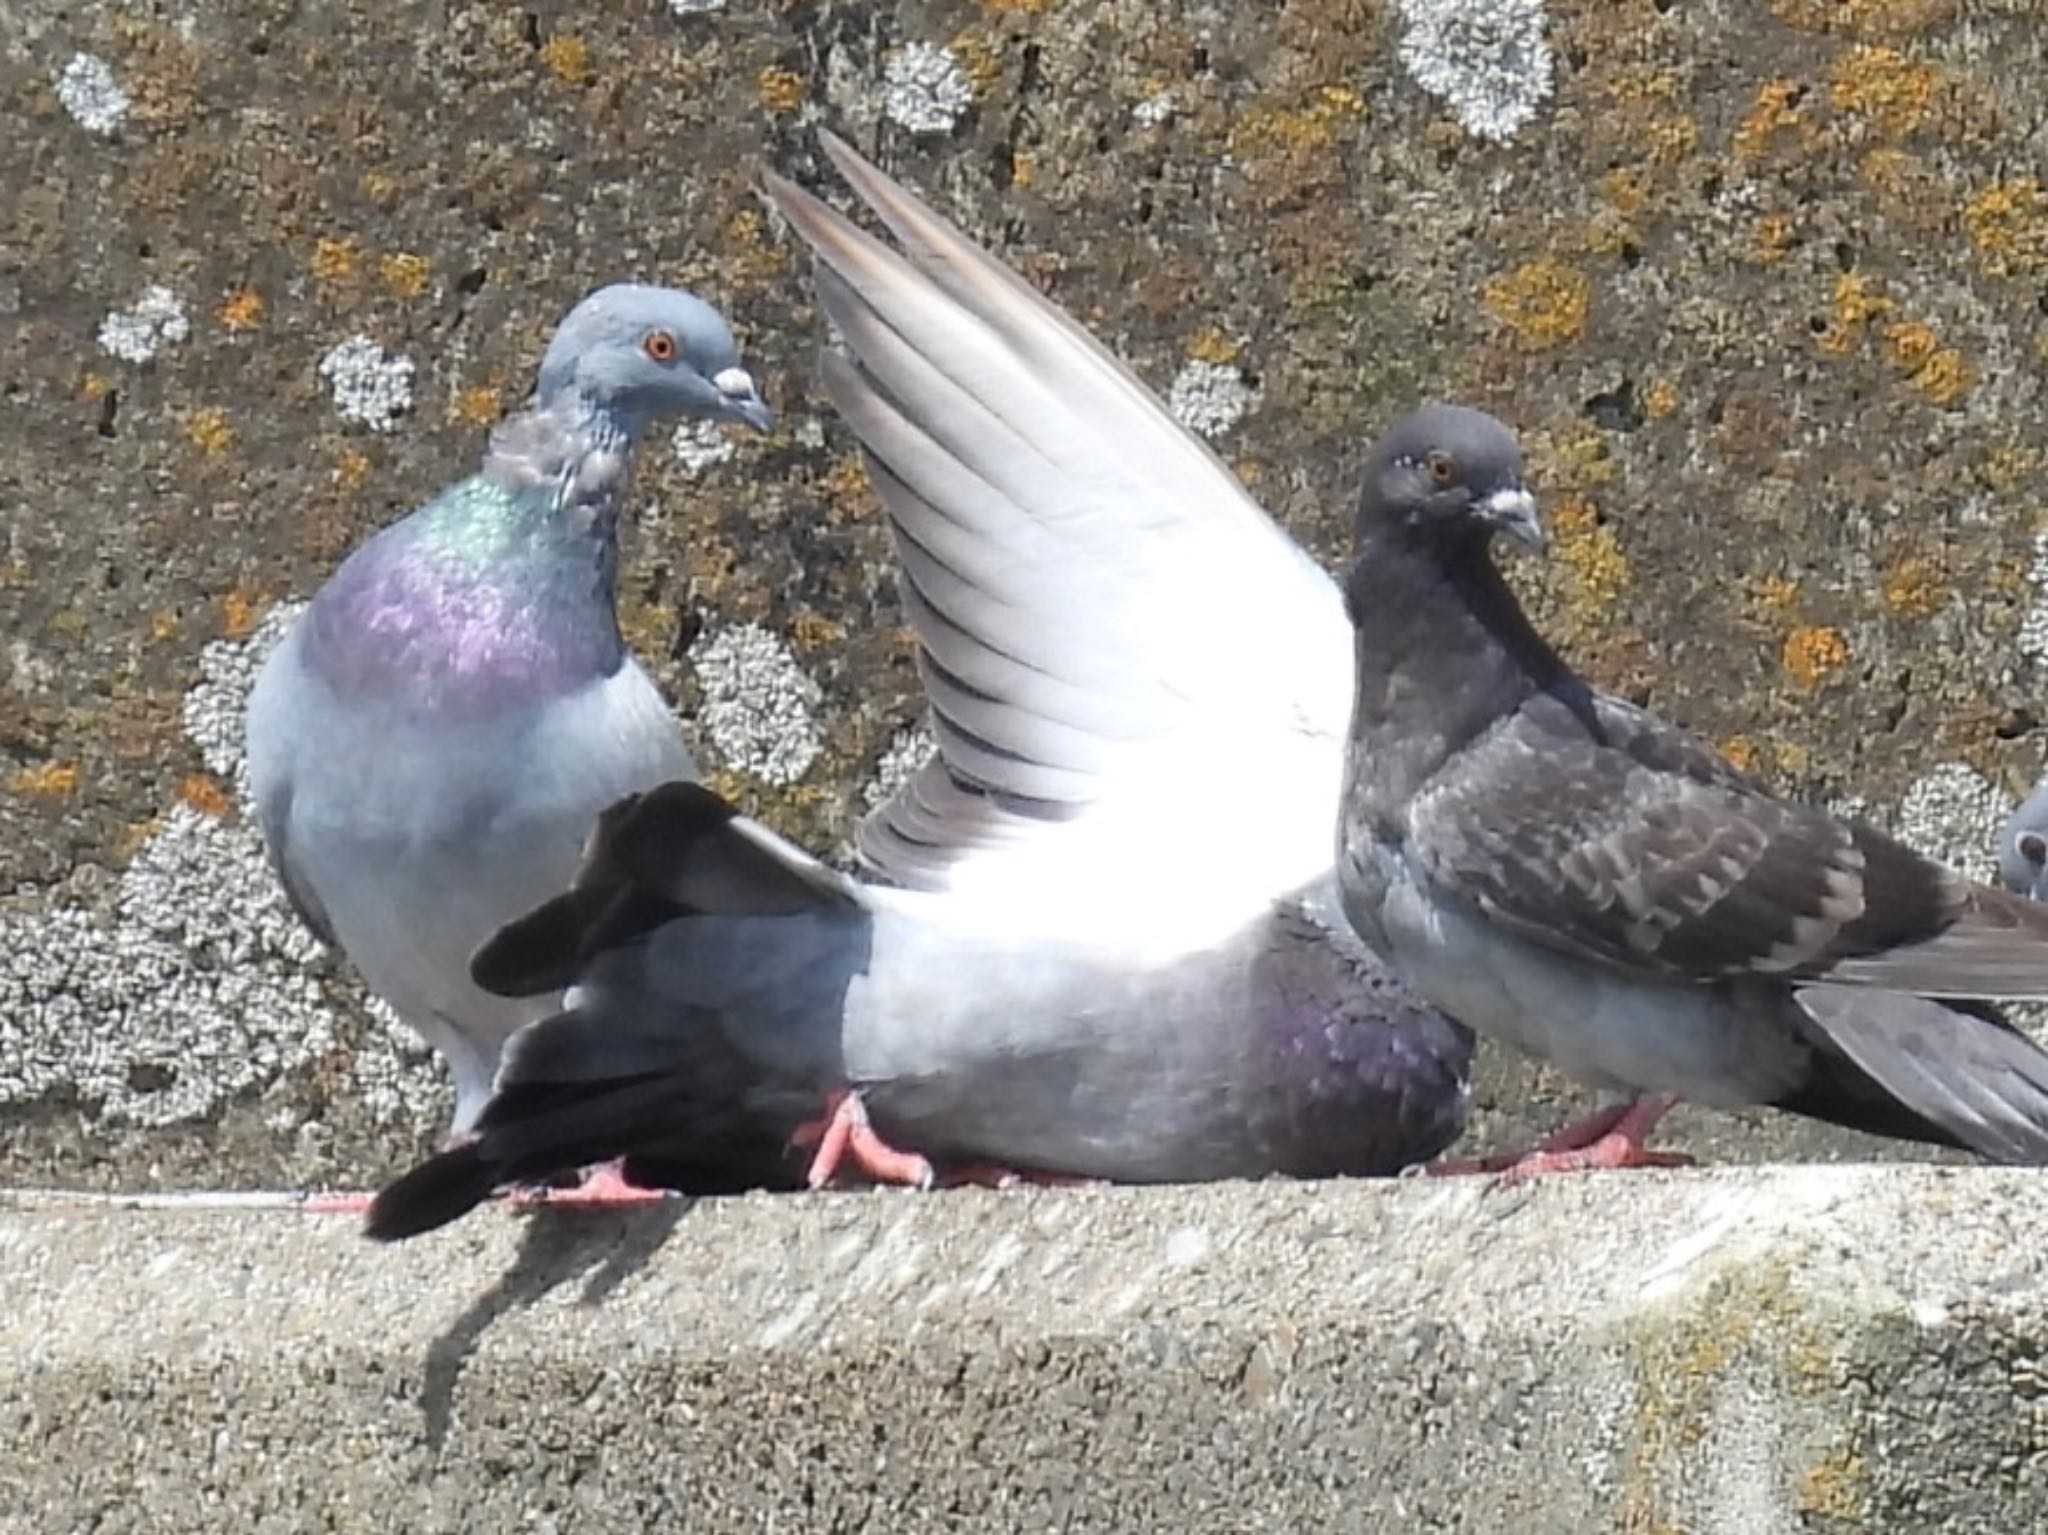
[1,1167,2040,1532]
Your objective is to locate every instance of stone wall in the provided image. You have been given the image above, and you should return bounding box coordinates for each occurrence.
[2,0,2044,1188]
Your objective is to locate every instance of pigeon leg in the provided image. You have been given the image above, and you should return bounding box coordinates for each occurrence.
[1428,1095,1690,1178]
[791,1089,935,1190]
[508,1158,677,1212]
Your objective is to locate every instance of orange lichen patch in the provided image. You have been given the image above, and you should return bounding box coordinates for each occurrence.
[1550,496,1630,624]
[1752,573,1802,614]
[1185,327,1240,365]
[217,286,264,331]
[1882,320,1972,405]
[1599,166,1651,216]
[1882,555,1946,617]
[1983,439,2042,494]
[1536,428,1615,491]
[1782,625,1849,689]
[1829,46,1942,139]
[1482,259,1591,352]
[789,608,846,654]
[758,66,806,113]
[539,35,591,85]
[10,761,79,799]
[1719,735,1760,774]
[1753,213,1797,262]
[311,237,360,284]
[1234,458,1265,487]
[379,252,432,298]
[1733,78,1812,158]
[149,608,180,641]
[1796,1451,1869,1521]
[360,170,400,209]
[1815,271,1893,355]
[948,32,1004,96]
[449,383,504,427]
[1010,151,1035,188]
[1229,85,1365,160]
[1770,0,1953,36]
[1964,180,2048,278]
[984,0,1054,11]
[80,372,109,400]
[185,408,234,458]
[1643,113,1700,164]
[220,588,262,640]
[720,207,793,282]
[335,448,371,489]
[1643,377,1679,419]
[179,772,235,819]
[817,453,878,523]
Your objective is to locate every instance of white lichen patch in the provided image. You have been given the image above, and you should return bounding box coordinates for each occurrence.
[182,601,304,788]
[668,0,726,11]
[0,602,445,1131]
[1131,89,1177,128]
[2018,531,2048,668]
[319,335,415,432]
[1395,0,1554,144]
[694,622,825,785]
[673,417,739,476]
[97,286,190,364]
[883,42,974,136]
[864,723,937,810]
[54,52,130,136]
[1890,760,2010,883]
[1167,359,1256,439]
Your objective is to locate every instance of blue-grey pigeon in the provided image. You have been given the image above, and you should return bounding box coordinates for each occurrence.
[246,284,772,1148]
[1337,402,2048,1175]
[360,137,1473,1240]
[1998,782,2048,901]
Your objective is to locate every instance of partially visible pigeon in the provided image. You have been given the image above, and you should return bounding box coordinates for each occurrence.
[1337,402,2048,1174]
[247,284,772,1147]
[1998,782,2048,901]
[360,137,1474,1241]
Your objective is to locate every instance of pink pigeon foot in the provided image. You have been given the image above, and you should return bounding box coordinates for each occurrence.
[1428,1094,1691,1180]
[791,1090,934,1190]
[508,1159,677,1212]
[299,1190,376,1214]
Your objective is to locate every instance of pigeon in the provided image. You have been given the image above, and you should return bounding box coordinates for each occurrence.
[360,136,1474,1240]
[1337,402,2048,1175]
[1997,782,2048,901]
[246,283,773,1153]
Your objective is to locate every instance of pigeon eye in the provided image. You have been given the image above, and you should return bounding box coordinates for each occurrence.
[2021,831,2048,868]
[642,330,678,363]
[1425,451,1456,486]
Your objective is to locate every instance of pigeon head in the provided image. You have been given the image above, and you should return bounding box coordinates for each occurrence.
[1358,404,1543,556]
[1999,788,2048,901]
[537,283,773,435]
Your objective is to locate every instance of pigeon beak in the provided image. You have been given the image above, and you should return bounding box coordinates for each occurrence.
[1480,486,1546,554]
[712,366,774,433]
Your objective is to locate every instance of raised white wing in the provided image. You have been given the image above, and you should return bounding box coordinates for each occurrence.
[764,134,1351,954]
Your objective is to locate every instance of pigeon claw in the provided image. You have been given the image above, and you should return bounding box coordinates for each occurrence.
[507,1158,677,1213]
[792,1089,934,1190]
[936,1163,1105,1190]
[1428,1094,1690,1180]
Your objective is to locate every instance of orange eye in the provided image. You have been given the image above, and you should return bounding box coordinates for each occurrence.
[1426,451,1455,485]
[642,330,677,362]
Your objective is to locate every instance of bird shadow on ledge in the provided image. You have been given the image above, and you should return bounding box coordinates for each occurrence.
[419,1199,695,1451]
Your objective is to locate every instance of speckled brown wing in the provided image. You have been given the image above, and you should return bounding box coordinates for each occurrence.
[1405,688,1981,987]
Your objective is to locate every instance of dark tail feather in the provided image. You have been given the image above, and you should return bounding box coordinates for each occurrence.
[364,1143,499,1242]
[471,780,852,998]
[1792,984,2048,1164]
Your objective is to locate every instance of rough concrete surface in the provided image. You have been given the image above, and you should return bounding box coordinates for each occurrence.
[3,0,2048,1187]
[3,1166,2046,1532]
